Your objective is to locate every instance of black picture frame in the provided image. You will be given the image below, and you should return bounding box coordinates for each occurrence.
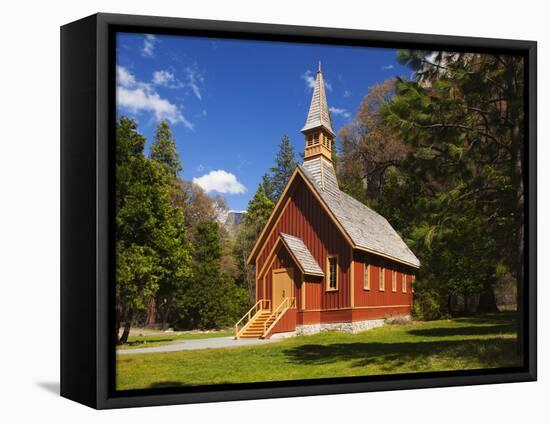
[60,12,537,409]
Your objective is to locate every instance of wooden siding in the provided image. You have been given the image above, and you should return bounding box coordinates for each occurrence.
[299,306,410,325]
[353,251,414,310]
[256,179,351,310]
[265,308,297,338]
[303,277,322,310]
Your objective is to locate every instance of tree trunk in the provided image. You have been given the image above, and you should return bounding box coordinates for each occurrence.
[145,295,157,327]
[447,294,453,316]
[117,309,133,345]
[115,308,121,344]
[477,285,499,313]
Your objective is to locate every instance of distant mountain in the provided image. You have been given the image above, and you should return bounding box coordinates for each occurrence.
[217,210,246,238]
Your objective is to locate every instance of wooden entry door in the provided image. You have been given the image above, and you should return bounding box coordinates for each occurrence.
[272,268,294,310]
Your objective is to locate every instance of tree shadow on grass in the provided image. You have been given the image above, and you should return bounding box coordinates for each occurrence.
[452,312,517,325]
[407,322,517,338]
[284,338,521,372]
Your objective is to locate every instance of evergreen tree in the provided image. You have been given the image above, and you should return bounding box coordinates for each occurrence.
[115,116,192,343]
[245,184,276,228]
[115,117,164,343]
[378,51,524,317]
[262,135,297,202]
[149,120,182,176]
[174,221,247,329]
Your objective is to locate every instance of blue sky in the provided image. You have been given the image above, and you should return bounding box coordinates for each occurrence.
[116,33,411,211]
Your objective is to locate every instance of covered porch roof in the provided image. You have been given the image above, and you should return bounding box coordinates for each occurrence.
[279,233,325,277]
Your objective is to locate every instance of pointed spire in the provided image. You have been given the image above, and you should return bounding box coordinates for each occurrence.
[301,63,335,137]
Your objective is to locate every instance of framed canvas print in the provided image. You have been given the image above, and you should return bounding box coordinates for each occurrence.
[60,13,537,409]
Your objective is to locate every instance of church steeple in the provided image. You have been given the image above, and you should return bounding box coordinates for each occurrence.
[301,62,335,162]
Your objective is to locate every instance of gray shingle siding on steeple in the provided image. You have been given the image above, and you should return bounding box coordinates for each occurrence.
[301,65,335,136]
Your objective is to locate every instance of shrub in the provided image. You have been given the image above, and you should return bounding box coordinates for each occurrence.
[412,289,443,320]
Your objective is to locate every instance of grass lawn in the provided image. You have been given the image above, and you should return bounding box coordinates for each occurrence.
[116,313,521,390]
[117,330,234,350]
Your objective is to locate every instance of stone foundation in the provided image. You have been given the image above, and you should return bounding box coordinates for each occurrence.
[295,318,386,336]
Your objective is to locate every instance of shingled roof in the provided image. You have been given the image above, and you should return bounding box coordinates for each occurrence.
[280,233,325,276]
[301,62,335,137]
[301,157,421,268]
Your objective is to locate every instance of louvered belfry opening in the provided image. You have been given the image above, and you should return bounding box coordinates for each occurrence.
[302,62,335,162]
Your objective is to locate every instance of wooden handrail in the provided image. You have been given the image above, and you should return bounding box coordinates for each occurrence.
[262,297,295,338]
[234,299,270,339]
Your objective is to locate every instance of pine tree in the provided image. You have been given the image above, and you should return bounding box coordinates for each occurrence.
[262,135,297,202]
[115,116,192,342]
[379,51,524,317]
[115,117,163,343]
[245,184,275,229]
[149,120,182,176]
[174,221,247,329]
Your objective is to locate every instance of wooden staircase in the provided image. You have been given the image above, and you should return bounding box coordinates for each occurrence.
[237,310,272,338]
[234,297,296,339]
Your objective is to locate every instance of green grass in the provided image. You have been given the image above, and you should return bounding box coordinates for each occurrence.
[116,313,522,390]
[117,330,234,349]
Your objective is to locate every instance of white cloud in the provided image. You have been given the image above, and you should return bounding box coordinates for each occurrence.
[142,34,157,58]
[343,89,352,98]
[152,70,176,86]
[152,66,204,100]
[381,64,394,70]
[185,66,203,100]
[117,65,136,87]
[193,170,246,194]
[116,66,193,129]
[302,70,316,90]
[301,70,332,92]
[329,106,351,119]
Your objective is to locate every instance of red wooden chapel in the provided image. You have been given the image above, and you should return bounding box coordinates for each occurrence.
[235,63,420,339]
